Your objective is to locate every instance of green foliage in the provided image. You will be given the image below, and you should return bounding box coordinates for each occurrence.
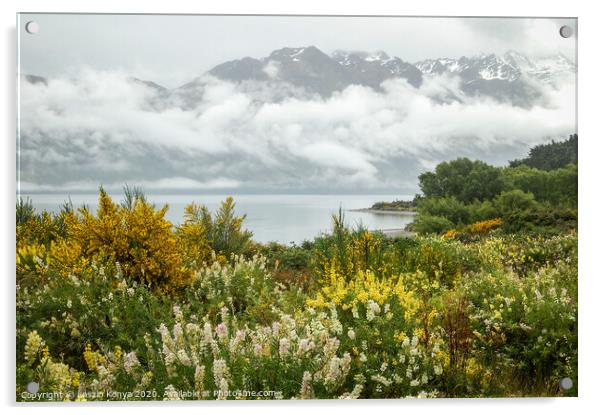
[509,134,577,171]
[419,158,505,203]
[411,214,454,235]
[16,264,173,372]
[311,209,390,280]
[467,200,499,222]
[417,196,471,225]
[16,197,36,226]
[400,236,481,287]
[201,196,254,260]
[502,164,577,207]
[16,203,578,399]
[370,199,416,211]
[493,189,538,218]
[413,135,577,236]
[184,255,283,323]
[462,262,577,395]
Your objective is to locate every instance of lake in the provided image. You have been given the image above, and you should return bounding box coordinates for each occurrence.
[19,193,415,244]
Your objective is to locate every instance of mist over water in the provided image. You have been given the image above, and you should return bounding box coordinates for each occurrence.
[20,193,415,244]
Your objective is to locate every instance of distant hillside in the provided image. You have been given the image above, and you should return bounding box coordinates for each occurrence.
[509,134,577,171]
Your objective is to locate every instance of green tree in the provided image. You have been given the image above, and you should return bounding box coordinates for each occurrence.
[509,134,577,171]
[502,164,577,207]
[419,158,505,203]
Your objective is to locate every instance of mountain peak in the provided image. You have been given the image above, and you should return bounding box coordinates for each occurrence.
[207,45,423,95]
[268,46,326,62]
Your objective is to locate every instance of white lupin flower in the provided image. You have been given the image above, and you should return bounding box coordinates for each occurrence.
[216,323,229,342]
[371,374,392,387]
[212,358,229,387]
[253,342,263,356]
[123,352,140,373]
[194,365,205,393]
[279,338,290,357]
[177,349,192,366]
[300,371,313,399]
[218,378,229,400]
[366,300,381,322]
[352,304,360,319]
[163,384,180,400]
[297,338,313,355]
[411,336,419,347]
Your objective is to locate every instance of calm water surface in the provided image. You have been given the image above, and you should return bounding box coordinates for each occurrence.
[20,193,415,244]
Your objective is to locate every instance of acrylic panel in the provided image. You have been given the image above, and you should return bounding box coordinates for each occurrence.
[16,14,577,401]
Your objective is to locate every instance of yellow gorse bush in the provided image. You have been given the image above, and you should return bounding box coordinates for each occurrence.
[466,218,503,234]
[64,189,190,290]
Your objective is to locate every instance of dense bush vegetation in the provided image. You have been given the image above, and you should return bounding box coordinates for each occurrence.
[16,201,577,400]
[509,134,577,171]
[370,200,417,211]
[15,136,577,400]
[411,135,577,235]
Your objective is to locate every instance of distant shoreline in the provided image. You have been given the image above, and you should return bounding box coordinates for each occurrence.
[348,208,417,216]
[377,228,416,238]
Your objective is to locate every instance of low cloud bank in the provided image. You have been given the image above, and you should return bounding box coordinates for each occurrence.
[18,68,576,193]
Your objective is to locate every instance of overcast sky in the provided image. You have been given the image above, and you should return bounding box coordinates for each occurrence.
[18,14,576,87]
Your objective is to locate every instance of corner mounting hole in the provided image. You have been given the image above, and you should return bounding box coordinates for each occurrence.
[559,25,573,38]
[25,21,39,35]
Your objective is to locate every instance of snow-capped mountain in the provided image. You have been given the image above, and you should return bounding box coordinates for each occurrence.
[415,50,575,85]
[22,47,576,110]
[201,47,574,106]
[330,50,423,89]
[207,46,422,96]
[413,50,575,106]
[415,53,523,81]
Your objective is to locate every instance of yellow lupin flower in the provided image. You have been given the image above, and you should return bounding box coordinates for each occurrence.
[83,344,98,371]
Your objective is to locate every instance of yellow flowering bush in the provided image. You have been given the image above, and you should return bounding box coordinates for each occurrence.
[65,189,191,290]
[466,218,503,234]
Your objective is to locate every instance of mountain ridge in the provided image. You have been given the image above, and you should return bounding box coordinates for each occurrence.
[21,46,575,108]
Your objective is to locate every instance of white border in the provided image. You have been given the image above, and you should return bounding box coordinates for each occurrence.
[2,1,600,414]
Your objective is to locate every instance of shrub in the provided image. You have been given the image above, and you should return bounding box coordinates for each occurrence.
[417,197,471,225]
[466,218,503,235]
[411,214,454,235]
[311,211,389,281]
[65,188,190,291]
[258,242,313,289]
[185,255,280,323]
[16,264,172,372]
[461,262,577,395]
[399,236,481,288]
[201,197,254,260]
